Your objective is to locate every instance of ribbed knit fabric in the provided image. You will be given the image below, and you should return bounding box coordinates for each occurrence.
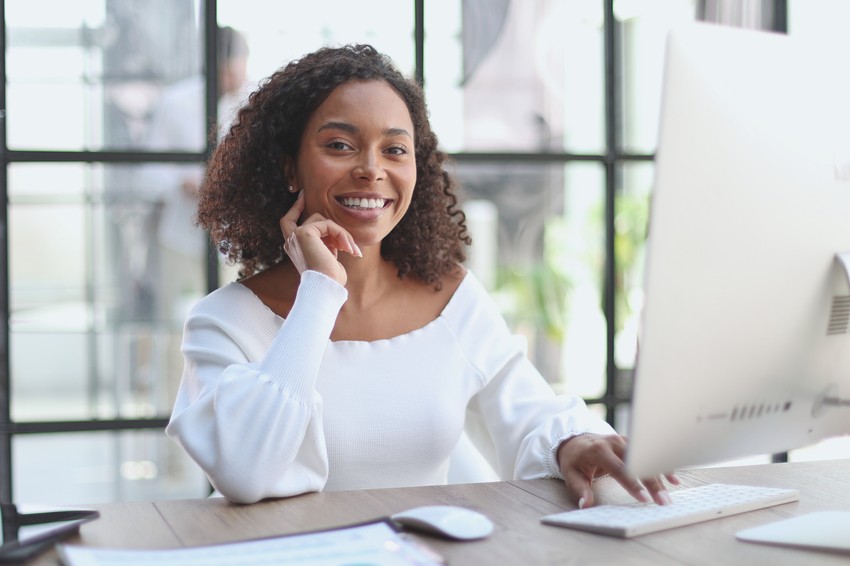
[166,270,615,503]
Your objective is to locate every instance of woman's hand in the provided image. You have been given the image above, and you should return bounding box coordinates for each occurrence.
[279,192,362,286]
[556,433,680,508]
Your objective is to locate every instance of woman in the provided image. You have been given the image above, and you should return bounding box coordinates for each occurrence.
[166,44,676,507]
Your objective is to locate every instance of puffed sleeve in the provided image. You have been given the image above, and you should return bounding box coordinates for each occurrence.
[446,274,616,480]
[166,270,347,503]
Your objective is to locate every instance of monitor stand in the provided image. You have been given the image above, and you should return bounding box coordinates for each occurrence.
[738,252,850,555]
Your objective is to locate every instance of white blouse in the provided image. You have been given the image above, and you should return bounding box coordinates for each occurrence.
[166,269,615,503]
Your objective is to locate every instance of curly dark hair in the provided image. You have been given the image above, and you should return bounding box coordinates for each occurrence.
[197,43,471,287]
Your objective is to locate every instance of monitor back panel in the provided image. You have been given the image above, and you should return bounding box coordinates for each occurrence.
[626,23,850,478]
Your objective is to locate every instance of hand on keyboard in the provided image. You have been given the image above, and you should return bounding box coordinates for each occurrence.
[556,433,680,509]
[541,483,800,538]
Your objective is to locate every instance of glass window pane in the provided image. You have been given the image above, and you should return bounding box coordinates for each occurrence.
[560,162,607,398]
[218,0,415,87]
[457,160,565,385]
[101,160,210,320]
[8,162,208,422]
[12,327,181,422]
[423,0,463,152]
[6,83,94,150]
[9,203,88,308]
[8,162,93,200]
[6,0,203,151]
[614,161,653,374]
[456,160,605,396]
[561,4,606,154]
[615,403,631,435]
[789,0,850,48]
[13,431,208,504]
[426,0,605,153]
[618,0,697,153]
[12,332,92,421]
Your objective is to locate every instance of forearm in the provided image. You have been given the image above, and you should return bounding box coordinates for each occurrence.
[471,352,616,480]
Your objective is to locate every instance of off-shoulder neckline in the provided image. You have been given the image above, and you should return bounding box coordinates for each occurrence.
[233,271,475,345]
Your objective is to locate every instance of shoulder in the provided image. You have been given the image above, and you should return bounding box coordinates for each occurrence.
[442,263,467,291]
[184,282,283,351]
[441,267,508,331]
[188,282,268,320]
[405,263,467,319]
[239,262,299,318]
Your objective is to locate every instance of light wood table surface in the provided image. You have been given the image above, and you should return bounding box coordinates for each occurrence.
[24,459,850,565]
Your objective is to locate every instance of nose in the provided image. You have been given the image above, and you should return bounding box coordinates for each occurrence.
[353,148,385,182]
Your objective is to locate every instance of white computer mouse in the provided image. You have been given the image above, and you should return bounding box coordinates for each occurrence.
[391,505,494,541]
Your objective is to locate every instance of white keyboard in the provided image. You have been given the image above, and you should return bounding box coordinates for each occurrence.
[541,483,800,538]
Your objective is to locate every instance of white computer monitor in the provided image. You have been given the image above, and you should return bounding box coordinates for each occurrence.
[626,22,850,478]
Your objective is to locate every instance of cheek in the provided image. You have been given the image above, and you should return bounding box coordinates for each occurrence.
[399,168,416,207]
[296,165,336,208]
[402,165,417,196]
[302,192,323,218]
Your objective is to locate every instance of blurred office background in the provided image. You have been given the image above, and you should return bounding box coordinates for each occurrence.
[1,0,848,505]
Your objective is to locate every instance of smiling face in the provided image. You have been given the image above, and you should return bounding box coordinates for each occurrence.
[290,79,417,249]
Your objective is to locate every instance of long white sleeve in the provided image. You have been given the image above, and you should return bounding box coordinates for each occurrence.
[442,274,617,480]
[166,270,347,503]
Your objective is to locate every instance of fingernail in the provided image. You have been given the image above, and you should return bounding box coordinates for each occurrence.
[660,490,673,505]
[577,497,586,509]
[354,243,362,258]
[639,488,651,502]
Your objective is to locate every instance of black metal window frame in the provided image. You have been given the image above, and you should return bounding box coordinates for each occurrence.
[0,0,789,503]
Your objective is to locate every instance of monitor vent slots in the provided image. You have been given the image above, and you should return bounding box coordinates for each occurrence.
[827,296,850,335]
[729,400,792,422]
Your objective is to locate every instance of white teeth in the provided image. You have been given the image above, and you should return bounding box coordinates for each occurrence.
[341,197,386,210]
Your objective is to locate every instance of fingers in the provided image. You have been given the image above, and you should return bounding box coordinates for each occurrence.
[603,457,653,505]
[286,218,357,265]
[639,475,673,505]
[312,219,362,258]
[564,472,594,509]
[279,193,362,260]
[602,444,673,505]
[640,472,680,505]
[278,195,362,285]
[279,191,306,240]
[558,435,639,508]
[558,434,678,508]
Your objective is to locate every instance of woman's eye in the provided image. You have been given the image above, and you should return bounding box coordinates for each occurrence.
[327,141,351,151]
[386,146,408,156]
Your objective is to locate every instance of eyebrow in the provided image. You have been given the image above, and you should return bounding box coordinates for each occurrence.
[317,121,412,139]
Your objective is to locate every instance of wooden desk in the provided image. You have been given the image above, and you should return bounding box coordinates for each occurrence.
[28,459,850,565]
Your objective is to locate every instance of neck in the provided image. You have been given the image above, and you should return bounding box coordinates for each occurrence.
[339,247,399,311]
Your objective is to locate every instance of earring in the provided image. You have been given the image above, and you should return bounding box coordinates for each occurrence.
[288,185,298,193]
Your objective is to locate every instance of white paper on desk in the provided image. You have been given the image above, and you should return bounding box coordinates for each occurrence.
[57,520,445,566]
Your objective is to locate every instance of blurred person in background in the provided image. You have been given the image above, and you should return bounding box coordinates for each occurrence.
[139,26,250,323]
